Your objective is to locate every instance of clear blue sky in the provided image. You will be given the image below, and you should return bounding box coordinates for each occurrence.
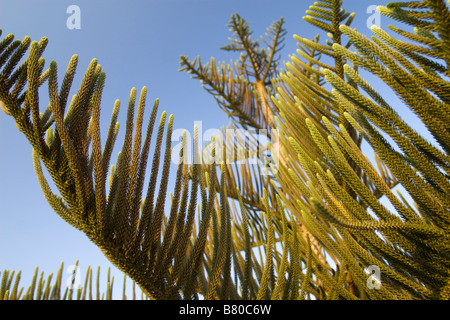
[0,0,403,299]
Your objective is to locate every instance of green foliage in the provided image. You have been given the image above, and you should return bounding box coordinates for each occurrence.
[179,13,286,131]
[0,262,150,300]
[0,26,296,300]
[280,0,450,299]
[1,0,449,300]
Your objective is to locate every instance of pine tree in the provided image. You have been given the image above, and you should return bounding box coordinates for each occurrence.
[1,0,449,300]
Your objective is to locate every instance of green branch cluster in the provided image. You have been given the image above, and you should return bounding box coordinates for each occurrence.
[1,0,449,300]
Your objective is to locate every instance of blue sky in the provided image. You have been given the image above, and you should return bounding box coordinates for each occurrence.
[0,0,400,298]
